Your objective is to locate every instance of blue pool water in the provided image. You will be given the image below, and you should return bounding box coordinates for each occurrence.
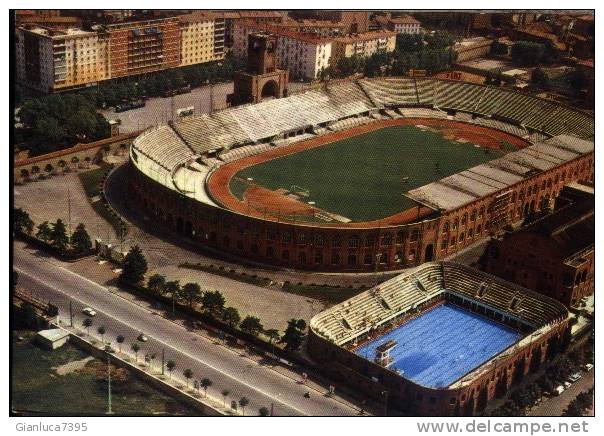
[355,304,521,388]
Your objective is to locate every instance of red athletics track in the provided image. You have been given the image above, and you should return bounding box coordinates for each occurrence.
[206,118,530,228]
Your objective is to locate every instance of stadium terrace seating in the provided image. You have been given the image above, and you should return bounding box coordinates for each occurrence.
[134,77,593,201]
[471,117,527,138]
[441,263,567,327]
[492,93,545,124]
[435,82,487,113]
[414,78,437,105]
[384,109,402,119]
[172,165,217,206]
[358,78,419,107]
[474,87,518,117]
[310,262,567,346]
[324,81,376,115]
[398,108,448,119]
[133,125,196,171]
[454,112,474,123]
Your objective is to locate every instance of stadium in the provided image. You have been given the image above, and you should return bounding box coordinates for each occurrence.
[127,77,594,272]
[308,261,569,416]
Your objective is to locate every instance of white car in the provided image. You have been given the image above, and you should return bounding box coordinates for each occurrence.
[82,307,97,317]
[568,372,582,383]
[563,381,572,389]
[583,363,594,371]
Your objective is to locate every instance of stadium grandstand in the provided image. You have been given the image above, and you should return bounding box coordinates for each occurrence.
[128,77,594,272]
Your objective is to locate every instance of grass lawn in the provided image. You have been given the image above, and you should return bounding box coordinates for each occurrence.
[11,331,200,416]
[231,125,506,222]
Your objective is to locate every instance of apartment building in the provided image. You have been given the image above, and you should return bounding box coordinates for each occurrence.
[233,21,332,80]
[179,11,226,65]
[375,14,422,35]
[16,26,110,93]
[103,17,180,78]
[331,30,396,64]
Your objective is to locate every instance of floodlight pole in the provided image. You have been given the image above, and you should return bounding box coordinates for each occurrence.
[107,355,113,415]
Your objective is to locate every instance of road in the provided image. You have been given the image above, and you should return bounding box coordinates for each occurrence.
[527,369,594,416]
[13,246,359,416]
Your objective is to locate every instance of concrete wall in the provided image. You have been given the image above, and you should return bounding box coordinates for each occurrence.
[14,132,140,184]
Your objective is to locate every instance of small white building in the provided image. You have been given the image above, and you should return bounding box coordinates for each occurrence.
[36,329,70,350]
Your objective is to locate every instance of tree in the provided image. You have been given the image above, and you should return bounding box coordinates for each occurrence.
[82,318,93,336]
[58,160,67,172]
[563,401,584,417]
[97,326,106,343]
[511,41,545,66]
[222,307,241,328]
[13,208,34,235]
[164,280,182,315]
[240,316,263,336]
[265,329,280,344]
[200,377,212,397]
[36,221,52,242]
[279,319,307,351]
[221,389,230,407]
[50,219,69,253]
[567,69,588,94]
[120,245,148,284]
[147,274,166,296]
[182,282,202,308]
[166,360,176,379]
[44,163,54,176]
[201,290,226,314]
[71,223,92,254]
[259,406,270,416]
[131,343,141,362]
[239,397,249,416]
[531,67,549,89]
[183,369,194,387]
[116,335,125,353]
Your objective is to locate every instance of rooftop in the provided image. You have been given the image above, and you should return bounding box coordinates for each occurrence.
[406,135,594,212]
[334,30,397,44]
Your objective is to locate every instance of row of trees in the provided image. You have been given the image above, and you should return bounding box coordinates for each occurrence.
[14,208,92,255]
[491,335,592,416]
[79,55,246,109]
[510,40,561,67]
[323,31,457,80]
[120,245,307,351]
[82,320,266,415]
[563,388,594,416]
[16,94,110,157]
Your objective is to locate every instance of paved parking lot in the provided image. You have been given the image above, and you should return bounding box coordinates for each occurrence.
[100,81,309,134]
[527,369,594,416]
[14,168,119,244]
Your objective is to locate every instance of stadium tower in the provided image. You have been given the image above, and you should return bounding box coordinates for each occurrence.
[228,32,289,106]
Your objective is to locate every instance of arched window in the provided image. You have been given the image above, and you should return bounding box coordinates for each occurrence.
[298,252,307,264]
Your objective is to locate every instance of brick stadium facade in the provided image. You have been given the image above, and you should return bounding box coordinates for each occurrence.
[308,262,570,416]
[127,139,593,272]
[126,78,594,273]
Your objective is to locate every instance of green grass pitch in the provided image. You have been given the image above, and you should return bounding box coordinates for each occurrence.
[230,125,510,222]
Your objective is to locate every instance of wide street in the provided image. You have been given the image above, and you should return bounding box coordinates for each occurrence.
[13,245,361,416]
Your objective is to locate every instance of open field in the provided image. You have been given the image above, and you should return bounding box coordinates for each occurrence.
[11,331,200,416]
[224,120,522,223]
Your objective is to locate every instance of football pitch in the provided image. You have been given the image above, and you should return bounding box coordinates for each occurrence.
[355,304,521,388]
[230,125,509,222]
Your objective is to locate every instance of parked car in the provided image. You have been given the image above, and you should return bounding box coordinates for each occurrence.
[563,381,572,389]
[583,363,594,371]
[553,385,565,396]
[82,307,97,317]
[568,372,582,383]
[137,333,148,342]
